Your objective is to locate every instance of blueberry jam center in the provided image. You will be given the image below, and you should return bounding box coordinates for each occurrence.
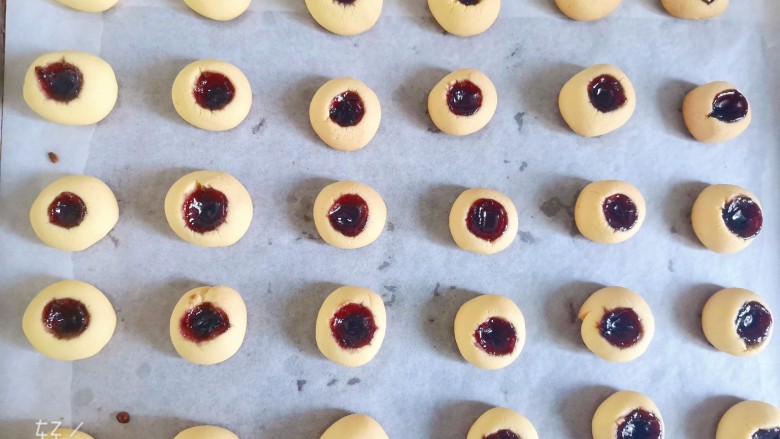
[588,74,626,113]
[328,194,369,237]
[484,430,521,439]
[330,303,377,349]
[193,72,235,111]
[602,194,638,232]
[617,409,662,439]
[329,91,365,127]
[709,89,748,123]
[35,61,83,103]
[722,196,763,239]
[334,0,357,4]
[42,298,90,339]
[600,307,643,348]
[447,80,483,116]
[467,198,508,242]
[48,192,87,229]
[700,0,715,3]
[459,0,481,4]
[180,302,230,343]
[736,301,773,347]
[474,317,517,356]
[182,185,228,234]
[753,428,780,439]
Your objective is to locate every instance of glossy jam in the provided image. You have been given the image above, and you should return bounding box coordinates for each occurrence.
[484,430,521,439]
[42,298,90,339]
[736,301,773,347]
[330,303,377,349]
[35,61,83,103]
[588,75,626,113]
[602,194,638,232]
[447,80,483,116]
[334,0,357,4]
[459,0,481,4]
[752,428,780,439]
[467,198,508,242]
[328,194,369,237]
[710,89,748,123]
[48,192,87,229]
[600,308,643,348]
[193,72,235,111]
[722,196,763,239]
[180,302,230,343]
[329,91,365,127]
[617,409,662,439]
[700,0,715,4]
[182,185,228,234]
[474,317,517,356]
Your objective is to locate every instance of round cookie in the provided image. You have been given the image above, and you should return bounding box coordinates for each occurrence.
[321,414,389,439]
[428,68,497,136]
[579,286,654,362]
[454,294,526,370]
[305,0,383,36]
[316,286,387,367]
[691,184,762,253]
[559,64,636,137]
[174,425,239,439]
[309,77,381,152]
[57,0,118,12]
[30,175,119,252]
[702,288,773,356]
[164,170,253,248]
[43,428,95,439]
[428,0,501,37]
[183,0,251,21]
[683,81,751,143]
[717,400,780,439]
[22,280,116,361]
[555,0,621,21]
[23,51,118,125]
[467,407,539,439]
[661,0,729,20]
[313,181,387,249]
[574,180,646,244]
[449,188,518,255]
[171,60,252,131]
[169,285,247,365]
[593,391,664,439]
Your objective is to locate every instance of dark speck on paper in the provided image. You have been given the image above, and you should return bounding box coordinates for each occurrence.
[518,161,528,172]
[433,283,441,297]
[296,380,306,392]
[667,260,675,272]
[252,118,266,134]
[383,285,397,293]
[347,378,361,385]
[378,261,390,270]
[327,379,337,386]
[514,112,525,133]
[518,231,535,244]
[47,152,59,163]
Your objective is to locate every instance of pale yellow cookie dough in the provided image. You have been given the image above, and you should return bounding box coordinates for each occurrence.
[164,170,253,247]
[428,0,501,36]
[428,68,497,136]
[23,51,117,125]
[555,0,621,21]
[313,180,387,249]
[661,0,728,20]
[174,425,239,439]
[169,285,247,365]
[691,184,762,253]
[449,188,518,255]
[467,407,539,439]
[30,175,119,252]
[43,428,95,439]
[579,287,654,363]
[305,0,383,35]
[315,286,387,367]
[593,391,664,439]
[454,294,526,370]
[574,180,645,244]
[558,64,636,137]
[183,0,251,21]
[171,60,252,132]
[309,77,381,152]
[683,81,751,143]
[702,288,773,356]
[57,0,118,12]
[23,280,116,361]
[717,401,780,439]
[321,414,389,439]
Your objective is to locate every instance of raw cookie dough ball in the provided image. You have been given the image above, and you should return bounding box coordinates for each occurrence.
[691,184,762,253]
[661,0,728,20]
[171,60,252,131]
[683,81,750,143]
[23,51,118,125]
[449,188,518,255]
[702,288,773,356]
[43,428,95,439]
[593,391,664,439]
[428,68,497,136]
[717,400,780,439]
[183,0,251,21]
[313,181,387,249]
[22,280,116,361]
[454,294,526,370]
[321,414,389,439]
[57,0,118,12]
[174,425,239,439]
[309,77,381,152]
[428,0,501,36]
[316,286,387,367]
[467,407,539,439]
[574,180,646,244]
[306,0,383,35]
[559,64,636,137]
[579,287,654,362]
[30,175,119,252]
[164,170,253,247]
[555,0,621,21]
[169,286,247,365]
